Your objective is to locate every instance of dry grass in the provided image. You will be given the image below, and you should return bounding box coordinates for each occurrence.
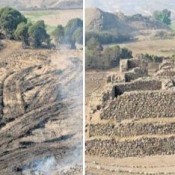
[119,38,175,57]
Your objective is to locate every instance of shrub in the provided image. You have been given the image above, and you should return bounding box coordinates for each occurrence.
[86,31,131,45]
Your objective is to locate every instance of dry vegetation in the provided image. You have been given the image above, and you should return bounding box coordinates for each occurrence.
[0,2,83,174]
[0,35,83,175]
[119,38,175,57]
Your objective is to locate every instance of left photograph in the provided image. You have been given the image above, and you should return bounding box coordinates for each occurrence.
[0,0,83,174]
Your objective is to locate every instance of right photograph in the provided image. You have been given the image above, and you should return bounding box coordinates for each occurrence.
[85,0,175,174]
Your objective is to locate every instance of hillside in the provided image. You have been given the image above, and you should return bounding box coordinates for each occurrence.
[0,0,83,10]
[86,8,170,35]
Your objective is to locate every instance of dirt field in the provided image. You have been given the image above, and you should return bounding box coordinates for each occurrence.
[0,40,83,175]
[86,155,175,175]
[119,38,175,57]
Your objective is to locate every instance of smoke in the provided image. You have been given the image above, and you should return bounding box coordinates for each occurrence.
[55,144,83,173]
[22,156,57,175]
[22,145,82,175]
[22,53,83,175]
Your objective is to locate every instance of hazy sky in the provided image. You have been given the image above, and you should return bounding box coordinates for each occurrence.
[86,0,175,16]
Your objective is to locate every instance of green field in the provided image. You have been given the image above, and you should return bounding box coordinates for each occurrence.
[21,10,60,34]
[22,10,60,21]
[21,9,82,34]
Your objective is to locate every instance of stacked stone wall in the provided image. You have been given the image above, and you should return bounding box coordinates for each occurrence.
[101,91,175,121]
[125,67,148,82]
[127,59,147,70]
[89,122,175,137]
[112,79,162,97]
[87,58,175,159]
[86,137,175,158]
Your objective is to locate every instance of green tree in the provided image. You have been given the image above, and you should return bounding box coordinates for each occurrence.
[52,25,64,46]
[14,22,31,46]
[72,27,83,44]
[86,37,102,51]
[85,37,103,68]
[103,46,121,66]
[0,7,27,38]
[153,9,171,25]
[28,20,50,48]
[64,18,83,49]
[120,48,132,59]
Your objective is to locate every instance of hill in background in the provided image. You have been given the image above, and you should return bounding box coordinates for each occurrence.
[86,8,170,36]
[0,0,82,10]
[86,0,175,18]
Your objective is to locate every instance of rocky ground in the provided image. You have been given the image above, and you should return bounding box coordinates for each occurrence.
[85,60,175,175]
[0,40,83,175]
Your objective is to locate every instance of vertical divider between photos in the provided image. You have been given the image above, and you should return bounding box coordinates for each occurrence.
[83,0,86,174]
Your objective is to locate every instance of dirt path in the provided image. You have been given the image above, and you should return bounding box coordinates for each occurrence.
[86,155,175,175]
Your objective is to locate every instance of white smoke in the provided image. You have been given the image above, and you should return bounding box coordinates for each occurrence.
[22,145,82,175]
[22,52,83,175]
[22,156,57,175]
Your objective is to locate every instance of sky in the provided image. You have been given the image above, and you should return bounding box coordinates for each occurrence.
[85,0,175,17]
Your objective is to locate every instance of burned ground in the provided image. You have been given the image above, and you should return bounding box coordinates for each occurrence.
[0,40,83,175]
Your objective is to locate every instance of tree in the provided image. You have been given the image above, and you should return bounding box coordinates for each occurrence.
[0,7,27,37]
[103,46,121,67]
[14,22,31,46]
[153,9,171,25]
[85,37,103,68]
[64,18,83,49]
[52,25,64,46]
[86,37,102,51]
[28,20,50,48]
[120,48,132,59]
[72,27,83,44]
